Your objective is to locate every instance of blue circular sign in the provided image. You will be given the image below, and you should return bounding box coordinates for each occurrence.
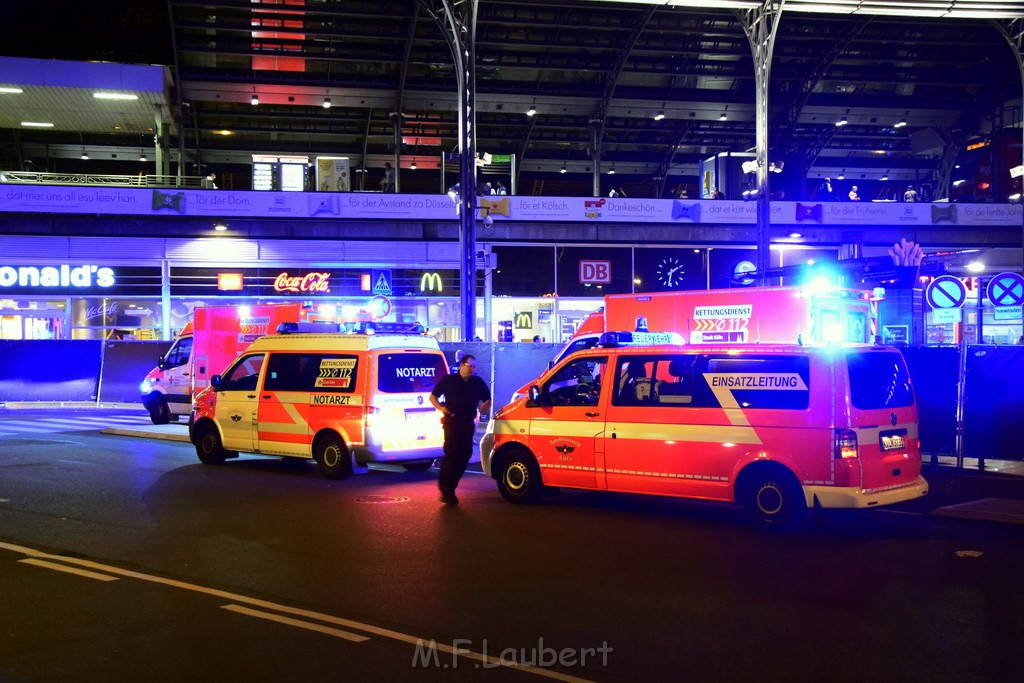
[985,272,1024,307]
[925,275,967,309]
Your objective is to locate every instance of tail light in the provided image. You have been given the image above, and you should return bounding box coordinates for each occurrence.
[834,428,858,459]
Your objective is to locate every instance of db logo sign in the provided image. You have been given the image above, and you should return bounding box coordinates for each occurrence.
[579,260,611,284]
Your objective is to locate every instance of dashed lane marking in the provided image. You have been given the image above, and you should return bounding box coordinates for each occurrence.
[221,604,369,642]
[19,558,119,582]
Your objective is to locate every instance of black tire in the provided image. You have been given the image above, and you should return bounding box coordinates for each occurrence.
[314,433,351,480]
[194,423,227,465]
[148,396,171,425]
[496,448,543,504]
[743,469,807,530]
[402,460,434,472]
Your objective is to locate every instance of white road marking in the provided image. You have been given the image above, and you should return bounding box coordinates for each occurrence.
[0,540,593,682]
[19,558,119,582]
[221,604,369,642]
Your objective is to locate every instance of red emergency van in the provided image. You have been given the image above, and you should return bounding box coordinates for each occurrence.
[482,334,927,527]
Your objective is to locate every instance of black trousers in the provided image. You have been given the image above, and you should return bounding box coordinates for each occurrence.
[438,419,476,495]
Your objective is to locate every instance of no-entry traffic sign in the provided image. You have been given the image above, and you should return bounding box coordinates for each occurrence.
[925,275,966,310]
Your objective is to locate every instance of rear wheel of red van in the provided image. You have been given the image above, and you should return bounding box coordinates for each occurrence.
[194,423,227,465]
[496,448,542,504]
[314,434,352,480]
[740,467,807,530]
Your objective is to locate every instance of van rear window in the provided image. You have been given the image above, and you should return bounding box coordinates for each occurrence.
[846,351,914,409]
[378,353,448,393]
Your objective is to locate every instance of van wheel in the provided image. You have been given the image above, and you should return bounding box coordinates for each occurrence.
[743,469,806,530]
[496,449,542,504]
[403,460,434,472]
[194,423,227,465]
[148,396,171,425]
[314,434,351,480]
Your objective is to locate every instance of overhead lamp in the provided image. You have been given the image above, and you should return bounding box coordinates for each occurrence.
[214,222,228,232]
[719,112,727,121]
[837,170,845,180]
[789,232,802,239]
[835,116,848,127]
[411,161,417,170]
[139,152,147,162]
[81,151,89,160]
[526,106,537,116]
[965,261,985,273]
[250,94,259,106]
[323,97,331,108]
[20,121,54,127]
[895,119,907,128]
[654,111,665,121]
[93,92,138,101]
[608,167,615,175]
[0,87,24,94]
[560,164,567,174]
[881,171,889,180]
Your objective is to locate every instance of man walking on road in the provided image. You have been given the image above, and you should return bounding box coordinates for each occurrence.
[430,354,491,505]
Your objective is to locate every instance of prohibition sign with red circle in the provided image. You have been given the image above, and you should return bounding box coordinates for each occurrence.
[924,275,967,310]
[985,272,1024,308]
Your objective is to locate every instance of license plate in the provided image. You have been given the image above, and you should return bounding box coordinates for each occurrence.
[405,409,436,426]
[880,434,906,451]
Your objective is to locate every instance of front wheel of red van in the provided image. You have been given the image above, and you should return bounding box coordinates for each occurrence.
[743,470,807,530]
[497,449,542,504]
[194,424,227,466]
[314,434,352,480]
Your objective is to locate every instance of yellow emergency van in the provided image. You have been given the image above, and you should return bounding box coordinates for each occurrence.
[482,333,928,527]
[190,331,448,478]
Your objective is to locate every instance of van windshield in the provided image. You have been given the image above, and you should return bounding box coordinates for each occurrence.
[847,351,914,409]
[377,353,448,393]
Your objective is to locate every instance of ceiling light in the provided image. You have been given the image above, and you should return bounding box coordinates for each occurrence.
[21,121,54,127]
[881,171,889,180]
[965,261,985,273]
[654,111,665,121]
[214,130,234,136]
[719,112,727,121]
[608,167,615,175]
[836,117,848,126]
[411,161,417,170]
[139,152,147,162]
[0,87,24,94]
[789,232,802,239]
[560,165,567,174]
[895,119,907,128]
[81,151,89,160]
[214,222,228,232]
[526,106,537,116]
[323,97,331,108]
[837,172,845,180]
[93,92,138,101]
[251,94,259,106]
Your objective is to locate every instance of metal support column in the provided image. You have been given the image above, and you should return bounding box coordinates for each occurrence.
[433,0,479,341]
[739,2,783,285]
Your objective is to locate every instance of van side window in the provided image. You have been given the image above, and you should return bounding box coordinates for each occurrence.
[701,355,810,410]
[613,357,654,405]
[654,356,696,405]
[220,353,265,391]
[545,356,607,406]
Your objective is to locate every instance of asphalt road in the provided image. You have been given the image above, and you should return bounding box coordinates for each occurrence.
[1,410,1023,681]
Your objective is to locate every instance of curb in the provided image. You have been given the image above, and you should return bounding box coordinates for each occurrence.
[101,427,191,443]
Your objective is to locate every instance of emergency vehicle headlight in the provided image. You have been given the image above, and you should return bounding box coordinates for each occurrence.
[140,380,152,393]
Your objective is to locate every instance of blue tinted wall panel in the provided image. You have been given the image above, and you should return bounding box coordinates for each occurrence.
[0,340,102,402]
[99,341,169,403]
[901,346,959,455]
[964,345,1024,461]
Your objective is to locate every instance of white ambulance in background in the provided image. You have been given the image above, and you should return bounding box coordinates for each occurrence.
[190,330,448,478]
[140,303,315,424]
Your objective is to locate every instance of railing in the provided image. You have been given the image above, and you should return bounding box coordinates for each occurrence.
[0,171,204,188]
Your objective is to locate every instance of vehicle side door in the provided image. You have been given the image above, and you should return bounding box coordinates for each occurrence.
[255,352,316,457]
[525,354,608,489]
[214,353,265,452]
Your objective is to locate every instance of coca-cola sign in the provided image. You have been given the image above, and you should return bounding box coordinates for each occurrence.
[273,271,331,293]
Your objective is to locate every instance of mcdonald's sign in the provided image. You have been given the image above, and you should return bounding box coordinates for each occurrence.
[514,311,533,329]
[420,272,444,292]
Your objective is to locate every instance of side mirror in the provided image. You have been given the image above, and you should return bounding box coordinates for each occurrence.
[157,355,168,370]
[526,385,546,407]
[211,374,223,390]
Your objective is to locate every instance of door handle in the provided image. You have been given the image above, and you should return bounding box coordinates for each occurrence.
[247,395,256,399]
[262,395,271,399]
[585,411,600,417]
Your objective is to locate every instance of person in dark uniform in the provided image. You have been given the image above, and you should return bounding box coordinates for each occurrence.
[429,354,491,505]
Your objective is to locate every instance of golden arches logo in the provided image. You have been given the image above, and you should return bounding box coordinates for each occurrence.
[514,312,533,329]
[420,272,443,292]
